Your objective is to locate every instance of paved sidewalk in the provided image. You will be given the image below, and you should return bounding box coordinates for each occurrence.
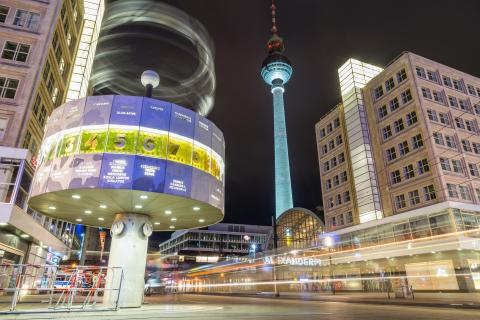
[192,291,480,309]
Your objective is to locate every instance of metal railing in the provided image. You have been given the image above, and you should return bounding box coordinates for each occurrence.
[0,264,123,314]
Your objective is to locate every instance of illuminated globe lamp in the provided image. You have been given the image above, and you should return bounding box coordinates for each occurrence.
[141,70,160,98]
[28,72,225,307]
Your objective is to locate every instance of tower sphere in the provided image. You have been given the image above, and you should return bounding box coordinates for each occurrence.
[261,53,293,86]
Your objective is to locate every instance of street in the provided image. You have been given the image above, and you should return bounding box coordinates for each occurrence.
[3,294,480,319]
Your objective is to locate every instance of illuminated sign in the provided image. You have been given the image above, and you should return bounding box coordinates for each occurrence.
[264,256,324,267]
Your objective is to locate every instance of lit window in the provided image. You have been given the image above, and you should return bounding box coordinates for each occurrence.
[13,9,40,30]
[1,41,30,62]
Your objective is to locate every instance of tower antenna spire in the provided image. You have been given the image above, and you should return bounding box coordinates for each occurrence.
[271,0,278,35]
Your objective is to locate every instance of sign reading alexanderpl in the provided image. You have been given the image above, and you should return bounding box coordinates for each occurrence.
[264,256,325,267]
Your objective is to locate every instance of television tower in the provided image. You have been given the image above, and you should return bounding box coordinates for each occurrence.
[261,0,293,218]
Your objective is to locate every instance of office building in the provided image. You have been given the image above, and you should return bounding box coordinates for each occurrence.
[0,0,85,268]
[158,223,272,271]
[316,52,480,235]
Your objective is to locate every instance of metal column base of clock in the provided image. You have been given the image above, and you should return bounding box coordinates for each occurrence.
[104,213,153,308]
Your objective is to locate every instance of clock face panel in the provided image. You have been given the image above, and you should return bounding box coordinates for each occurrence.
[142,222,153,237]
[111,220,125,235]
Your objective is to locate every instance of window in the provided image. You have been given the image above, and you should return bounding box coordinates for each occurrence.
[449,96,458,108]
[331,157,337,167]
[340,171,348,182]
[336,135,343,145]
[319,128,325,138]
[0,116,8,140]
[374,85,384,99]
[1,41,30,63]
[335,194,342,205]
[427,109,438,122]
[475,104,480,115]
[462,139,472,152]
[378,105,388,119]
[433,132,444,145]
[0,77,19,99]
[422,87,432,99]
[346,212,353,224]
[323,162,329,172]
[331,216,336,226]
[385,78,395,91]
[447,184,458,198]
[397,69,407,83]
[442,76,452,87]
[406,111,417,125]
[338,152,345,163]
[427,70,437,82]
[439,113,450,125]
[386,147,396,161]
[395,194,406,209]
[333,118,340,128]
[440,158,451,171]
[469,163,479,177]
[322,145,327,154]
[452,159,463,174]
[416,67,426,78]
[403,164,415,179]
[452,79,462,91]
[328,198,334,209]
[467,84,477,96]
[343,191,350,202]
[391,170,401,184]
[389,98,399,111]
[0,6,8,23]
[445,135,456,149]
[326,179,332,190]
[401,89,413,104]
[418,159,430,174]
[409,190,420,205]
[329,140,335,150]
[398,141,409,156]
[13,10,40,30]
[459,99,470,111]
[327,123,333,133]
[412,134,423,149]
[459,185,471,200]
[333,175,340,186]
[382,125,392,140]
[455,117,465,129]
[433,90,445,104]
[465,120,476,133]
[394,118,404,133]
[473,142,480,154]
[22,130,31,149]
[423,185,436,201]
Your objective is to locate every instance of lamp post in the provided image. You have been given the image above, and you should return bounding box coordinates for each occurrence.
[324,235,335,295]
[272,215,279,297]
[141,70,160,98]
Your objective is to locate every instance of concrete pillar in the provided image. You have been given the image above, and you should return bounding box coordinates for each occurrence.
[104,213,151,308]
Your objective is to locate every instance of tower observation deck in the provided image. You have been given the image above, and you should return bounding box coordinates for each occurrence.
[260,0,293,218]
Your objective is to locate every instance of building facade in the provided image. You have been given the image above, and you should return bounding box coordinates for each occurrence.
[316,52,480,233]
[158,223,272,270]
[0,0,86,271]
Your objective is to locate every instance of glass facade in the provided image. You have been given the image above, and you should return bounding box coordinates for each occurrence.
[276,208,325,249]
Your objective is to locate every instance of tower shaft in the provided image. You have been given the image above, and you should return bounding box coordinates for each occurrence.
[272,86,293,217]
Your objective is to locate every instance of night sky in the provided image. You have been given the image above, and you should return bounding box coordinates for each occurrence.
[98,0,480,241]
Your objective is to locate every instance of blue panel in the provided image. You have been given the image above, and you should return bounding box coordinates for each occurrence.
[83,95,114,125]
[110,96,143,126]
[211,123,223,157]
[45,157,74,193]
[169,104,195,137]
[98,153,135,189]
[68,154,103,189]
[45,105,65,138]
[140,98,171,130]
[62,98,86,130]
[164,162,193,198]
[194,113,212,147]
[30,160,53,197]
[132,156,166,192]
[191,168,211,203]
